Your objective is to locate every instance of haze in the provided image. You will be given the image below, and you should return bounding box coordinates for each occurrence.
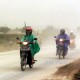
[0,0,80,30]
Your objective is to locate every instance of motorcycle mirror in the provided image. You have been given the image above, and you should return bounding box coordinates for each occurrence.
[34,38,37,40]
[16,37,20,40]
[54,36,56,38]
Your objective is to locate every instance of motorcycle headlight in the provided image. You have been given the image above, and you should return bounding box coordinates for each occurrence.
[70,40,73,43]
[60,39,63,42]
[23,42,28,45]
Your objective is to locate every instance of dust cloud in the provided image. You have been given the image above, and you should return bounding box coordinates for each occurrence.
[75,34,80,49]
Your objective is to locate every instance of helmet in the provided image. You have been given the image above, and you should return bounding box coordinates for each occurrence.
[25,27,32,31]
[60,29,65,34]
[70,31,73,33]
[70,31,74,36]
[25,26,32,35]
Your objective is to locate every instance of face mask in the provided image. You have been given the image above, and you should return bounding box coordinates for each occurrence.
[26,31,31,36]
[60,32,65,35]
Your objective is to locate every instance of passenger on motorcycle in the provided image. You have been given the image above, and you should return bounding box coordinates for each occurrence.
[56,29,70,55]
[17,26,40,64]
[70,31,76,39]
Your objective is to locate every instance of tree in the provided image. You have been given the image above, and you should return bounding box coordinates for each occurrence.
[0,27,11,33]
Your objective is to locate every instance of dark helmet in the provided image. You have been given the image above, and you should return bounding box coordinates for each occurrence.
[25,26,32,35]
[60,29,65,34]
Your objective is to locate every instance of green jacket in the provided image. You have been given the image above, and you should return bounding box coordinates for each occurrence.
[20,34,40,57]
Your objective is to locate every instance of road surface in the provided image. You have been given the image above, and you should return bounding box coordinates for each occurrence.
[0,37,80,80]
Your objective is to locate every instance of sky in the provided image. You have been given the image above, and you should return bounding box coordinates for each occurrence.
[0,0,80,30]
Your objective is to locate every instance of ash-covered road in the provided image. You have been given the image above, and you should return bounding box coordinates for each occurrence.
[0,37,80,80]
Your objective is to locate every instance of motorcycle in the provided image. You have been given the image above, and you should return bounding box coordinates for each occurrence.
[56,38,67,59]
[69,39,76,49]
[16,37,37,71]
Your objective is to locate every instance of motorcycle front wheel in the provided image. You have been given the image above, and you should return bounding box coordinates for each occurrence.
[21,57,26,71]
[57,49,62,59]
[63,53,65,58]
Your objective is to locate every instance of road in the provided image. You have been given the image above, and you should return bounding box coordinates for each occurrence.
[0,37,80,80]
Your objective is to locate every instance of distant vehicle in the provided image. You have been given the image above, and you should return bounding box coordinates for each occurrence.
[56,38,67,59]
[69,39,76,49]
[69,31,76,49]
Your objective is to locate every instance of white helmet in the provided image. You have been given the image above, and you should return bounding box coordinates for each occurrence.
[70,31,74,33]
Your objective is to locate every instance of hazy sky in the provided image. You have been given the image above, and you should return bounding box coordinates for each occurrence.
[0,0,80,30]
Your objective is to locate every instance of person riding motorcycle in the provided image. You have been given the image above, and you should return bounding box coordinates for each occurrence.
[56,29,70,55]
[69,31,76,49]
[17,26,40,64]
[70,31,75,39]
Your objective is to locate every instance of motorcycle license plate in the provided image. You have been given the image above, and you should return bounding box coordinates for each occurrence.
[21,48,30,52]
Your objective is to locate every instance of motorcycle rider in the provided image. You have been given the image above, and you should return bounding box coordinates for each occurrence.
[70,31,75,39]
[69,31,76,48]
[56,29,70,55]
[17,26,40,65]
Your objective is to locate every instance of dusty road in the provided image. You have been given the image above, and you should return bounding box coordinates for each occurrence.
[0,37,80,80]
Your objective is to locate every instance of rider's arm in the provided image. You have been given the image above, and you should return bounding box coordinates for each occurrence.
[55,35,60,45]
[32,35,37,44]
[21,36,25,42]
[16,37,21,44]
[65,34,70,45]
[16,36,25,44]
[66,35,70,40]
[16,40,21,44]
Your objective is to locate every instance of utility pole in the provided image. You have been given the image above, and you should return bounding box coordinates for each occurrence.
[24,21,26,28]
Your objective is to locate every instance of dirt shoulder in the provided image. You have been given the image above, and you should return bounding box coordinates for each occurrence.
[43,59,80,80]
[0,44,19,52]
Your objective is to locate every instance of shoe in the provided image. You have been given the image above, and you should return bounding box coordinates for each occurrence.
[34,59,37,61]
[29,65,33,68]
[32,59,35,64]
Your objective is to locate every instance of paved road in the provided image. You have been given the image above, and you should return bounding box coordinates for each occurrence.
[0,38,80,80]
[0,37,80,80]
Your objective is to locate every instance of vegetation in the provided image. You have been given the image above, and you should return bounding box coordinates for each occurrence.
[0,34,23,44]
[0,26,61,52]
[0,26,11,33]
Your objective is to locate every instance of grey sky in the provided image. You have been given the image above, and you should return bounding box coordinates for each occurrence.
[0,0,80,30]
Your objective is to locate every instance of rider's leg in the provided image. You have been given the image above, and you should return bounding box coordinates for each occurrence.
[20,49,22,59]
[27,51,32,64]
[27,51,36,65]
[63,45,68,55]
[56,45,58,55]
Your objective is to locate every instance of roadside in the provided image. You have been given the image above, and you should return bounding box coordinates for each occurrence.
[42,35,80,80]
[0,45,80,80]
[0,44,19,52]
[43,59,80,80]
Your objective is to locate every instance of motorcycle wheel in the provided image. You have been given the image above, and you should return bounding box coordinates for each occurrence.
[57,50,62,59]
[21,57,26,71]
[63,53,65,58]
